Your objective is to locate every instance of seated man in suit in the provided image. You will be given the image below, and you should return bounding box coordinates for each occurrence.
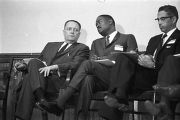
[98,5,180,120]
[14,20,89,120]
[145,55,180,120]
[40,14,138,119]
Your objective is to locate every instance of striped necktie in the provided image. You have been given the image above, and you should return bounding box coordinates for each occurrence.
[160,33,167,47]
[154,33,167,61]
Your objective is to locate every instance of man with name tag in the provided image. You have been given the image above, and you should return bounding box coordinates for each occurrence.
[98,5,180,120]
[39,14,137,119]
[14,20,89,120]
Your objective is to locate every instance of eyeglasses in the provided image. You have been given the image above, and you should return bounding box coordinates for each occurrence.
[155,16,173,22]
[65,27,80,33]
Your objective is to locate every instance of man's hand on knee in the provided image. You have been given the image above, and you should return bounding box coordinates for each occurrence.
[39,65,58,77]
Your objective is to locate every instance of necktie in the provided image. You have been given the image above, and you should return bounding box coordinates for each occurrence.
[154,33,167,60]
[106,36,110,46]
[160,33,167,47]
[58,43,68,54]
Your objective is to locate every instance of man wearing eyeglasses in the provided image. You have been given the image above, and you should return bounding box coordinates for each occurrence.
[14,20,89,120]
[98,5,180,120]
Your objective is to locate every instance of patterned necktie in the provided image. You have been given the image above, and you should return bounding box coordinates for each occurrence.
[154,33,167,60]
[160,33,167,47]
[58,43,68,54]
[106,35,110,46]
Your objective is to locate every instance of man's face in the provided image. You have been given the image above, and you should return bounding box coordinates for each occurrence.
[157,11,175,33]
[96,16,111,36]
[63,21,80,42]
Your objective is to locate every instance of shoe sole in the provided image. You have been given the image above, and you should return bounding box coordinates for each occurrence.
[36,102,62,116]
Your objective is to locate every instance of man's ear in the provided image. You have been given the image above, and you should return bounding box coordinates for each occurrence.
[172,16,177,24]
[78,31,81,35]
[63,29,65,35]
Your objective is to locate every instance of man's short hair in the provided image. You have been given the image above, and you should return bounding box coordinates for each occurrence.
[64,20,81,30]
[158,5,179,22]
[98,14,115,26]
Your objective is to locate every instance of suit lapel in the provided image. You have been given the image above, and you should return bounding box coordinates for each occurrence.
[54,42,63,55]
[156,29,179,57]
[163,29,179,47]
[100,37,106,49]
[48,42,63,65]
[106,32,120,47]
[160,29,179,51]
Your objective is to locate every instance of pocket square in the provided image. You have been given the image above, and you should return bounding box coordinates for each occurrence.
[167,39,176,44]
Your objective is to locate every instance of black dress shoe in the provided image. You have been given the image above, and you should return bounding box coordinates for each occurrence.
[104,95,129,111]
[36,99,63,116]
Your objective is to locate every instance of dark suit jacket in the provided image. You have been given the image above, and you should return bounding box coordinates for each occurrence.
[134,29,180,90]
[38,42,89,76]
[90,32,138,60]
[145,29,180,69]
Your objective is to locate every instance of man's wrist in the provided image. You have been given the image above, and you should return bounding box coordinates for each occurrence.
[50,65,58,70]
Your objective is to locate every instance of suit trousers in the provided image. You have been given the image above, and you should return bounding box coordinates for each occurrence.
[98,53,158,120]
[157,55,180,86]
[15,59,63,120]
[68,60,112,115]
[109,53,157,99]
[156,55,180,119]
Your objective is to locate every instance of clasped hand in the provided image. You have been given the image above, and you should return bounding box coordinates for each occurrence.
[138,54,155,68]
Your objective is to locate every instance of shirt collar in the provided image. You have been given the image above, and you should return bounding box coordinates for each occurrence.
[162,28,176,45]
[58,41,72,51]
[64,41,73,45]
[108,31,118,43]
[163,28,177,38]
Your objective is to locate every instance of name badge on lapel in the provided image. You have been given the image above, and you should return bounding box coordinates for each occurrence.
[167,39,176,44]
[114,45,123,51]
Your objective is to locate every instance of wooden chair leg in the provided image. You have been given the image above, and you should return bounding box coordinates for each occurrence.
[132,100,135,120]
[152,90,156,120]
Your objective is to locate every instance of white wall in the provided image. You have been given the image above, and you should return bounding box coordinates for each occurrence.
[0,0,180,53]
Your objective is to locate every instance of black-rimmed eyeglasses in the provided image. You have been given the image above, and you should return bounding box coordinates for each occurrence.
[155,16,173,21]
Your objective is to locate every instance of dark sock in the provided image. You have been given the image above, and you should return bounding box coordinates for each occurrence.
[56,86,76,108]
[34,88,44,101]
